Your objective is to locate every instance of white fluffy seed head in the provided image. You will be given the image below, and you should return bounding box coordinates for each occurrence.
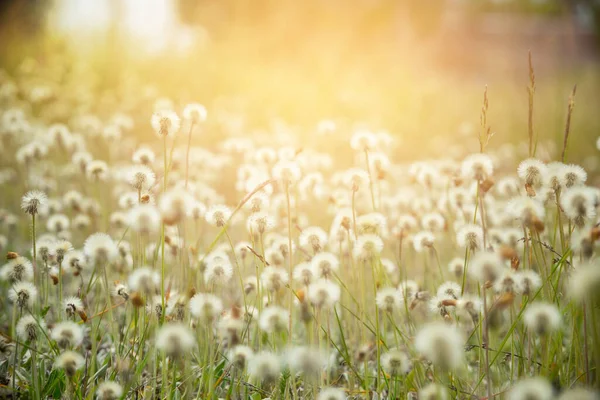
[381,348,412,376]
[227,345,254,370]
[128,204,161,236]
[293,262,315,286]
[84,233,118,265]
[205,204,232,228]
[515,270,542,296]
[16,315,45,342]
[299,226,328,253]
[259,306,289,333]
[155,323,195,357]
[468,251,504,283]
[96,381,124,400]
[128,266,159,293]
[461,153,494,181]
[517,158,547,188]
[204,258,234,286]
[260,266,289,292]
[182,103,207,124]
[456,223,483,251]
[419,383,449,400]
[54,351,85,377]
[308,279,341,309]
[568,261,600,303]
[159,189,194,225]
[506,196,545,226]
[1,256,33,283]
[21,190,47,215]
[414,322,464,370]
[9,282,37,308]
[285,346,327,378]
[523,302,561,336]
[508,377,554,400]
[376,287,401,312]
[560,186,597,227]
[125,165,156,191]
[436,281,461,300]
[151,110,180,137]
[317,387,346,400]
[51,321,84,349]
[412,231,435,253]
[189,293,223,322]
[63,296,84,318]
[248,351,281,382]
[310,252,339,279]
[353,233,384,260]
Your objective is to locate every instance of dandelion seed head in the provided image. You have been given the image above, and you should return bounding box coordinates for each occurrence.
[517,158,547,188]
[461,153,494,181]
[96,381,124,400]
[16,315,45,342]
[557,388,598,400]
[350,129,378,151]
[190,293,223,322]
[509,377,554,400]
[63,296,84,318]
[376,287,401,312]
[205,204,232,228]
[228,345,254,370]
[412,231,435,253]
[308,279,340,309]
[182,103,207,124]
[204,258,233,286]
[299,226,328,253]
[260,266,289,292]
[561,164,587,188]
[344,168,370,192]
[436,281,461,300]
[21,190,47,215]
[156,323,195,357]
[311,252,339,279]
[317,387,346,400]
[381,348,411,376]
[151,110,181,137]
[248,351,281,382]
[568,261,600,302]
[523,302,561,335]
[84,233,118,265]
[9,281,37,308]
[1,256,33,283]
[469,251,504,283]
[560,186,597,227]
[515,270,542,296]
[51,321,84,349]
[54,351,85,377]
[456,223,483,251]
[259,306,289,333]
[159,189,194,225]
[415,322,464,370]
[132,147,156,165]
[448,257,465,278]
[419,383,449,400]
[493,269,518,294]
[85,160,109,182]
[47,213,70,233]
[293,262,315,286]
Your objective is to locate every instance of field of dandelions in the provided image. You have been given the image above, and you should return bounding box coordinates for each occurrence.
[0,59,599,400]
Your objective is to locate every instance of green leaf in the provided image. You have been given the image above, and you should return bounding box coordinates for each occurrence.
[40,306,51,318]
[42,369,66,399]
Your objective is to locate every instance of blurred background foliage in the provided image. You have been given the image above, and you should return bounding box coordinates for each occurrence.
[0,0,599,160]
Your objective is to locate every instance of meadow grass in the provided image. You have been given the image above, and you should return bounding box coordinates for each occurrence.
[0,52,599,400]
